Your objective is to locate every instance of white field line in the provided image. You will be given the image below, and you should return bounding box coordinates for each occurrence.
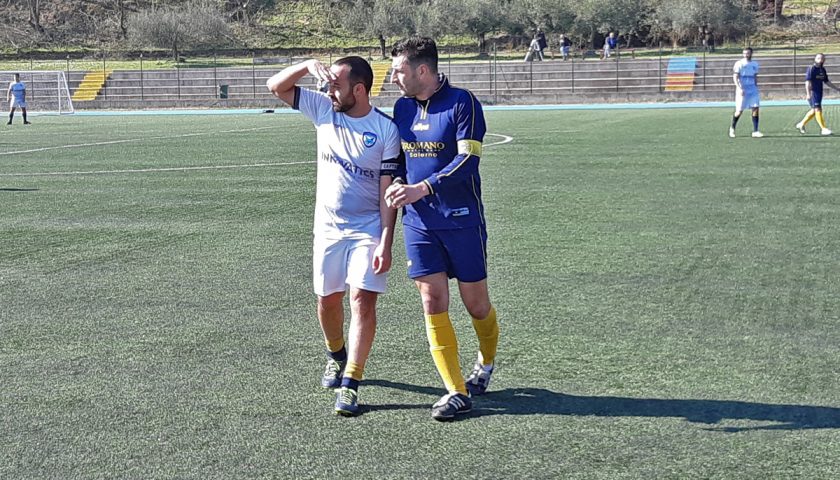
[0,161,315,177]
[0,126,276,157]
[484,133,514,147]
[0,132,514,177]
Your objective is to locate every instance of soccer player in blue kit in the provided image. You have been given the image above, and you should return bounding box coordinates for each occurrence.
[795,53,840,136]
[385,37,500,421]
[6,73,31,125]
[730,47,762,138]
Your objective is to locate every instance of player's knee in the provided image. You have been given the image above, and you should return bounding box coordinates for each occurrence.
[465,301,491,320]
[348,289,377,315]
[318,292,344,311]
[414,275,449,314]
[417,288,448,314]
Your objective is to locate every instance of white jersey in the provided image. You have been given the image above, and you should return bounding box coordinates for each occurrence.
[733,59,759,92]
[295,87,401,240]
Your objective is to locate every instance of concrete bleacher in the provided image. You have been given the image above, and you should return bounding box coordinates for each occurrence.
[71,53,828,109]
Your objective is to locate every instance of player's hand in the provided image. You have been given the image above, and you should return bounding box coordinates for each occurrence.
[384,182,402,208]
[385,182,428,209]
[306,60,335,87]
[372,243,392,274]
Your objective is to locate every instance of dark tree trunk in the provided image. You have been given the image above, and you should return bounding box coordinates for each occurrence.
[28,0,45,33]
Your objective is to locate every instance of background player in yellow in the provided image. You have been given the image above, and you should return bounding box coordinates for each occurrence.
[386,37,500,421]
[796,53,840,136]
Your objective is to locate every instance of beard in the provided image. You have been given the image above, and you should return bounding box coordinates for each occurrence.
[331,95,355,113]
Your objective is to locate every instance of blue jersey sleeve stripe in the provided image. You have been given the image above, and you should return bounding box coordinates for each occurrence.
[292,86,301,110]
[468,90,477,139]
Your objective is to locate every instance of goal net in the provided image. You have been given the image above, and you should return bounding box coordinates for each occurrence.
[1,70,74,115]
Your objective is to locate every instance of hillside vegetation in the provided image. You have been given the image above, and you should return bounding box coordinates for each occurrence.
[1,0,839,56]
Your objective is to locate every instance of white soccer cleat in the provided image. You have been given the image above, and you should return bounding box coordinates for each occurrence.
[795,122,806,134]
[729,127,736,138]
[821,128,832,136]
[751,131,764,138]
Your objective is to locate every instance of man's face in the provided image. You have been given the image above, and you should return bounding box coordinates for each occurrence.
[390,54,421,97]
[327,64,357,113]
[743,49,752,61]
[815,54,825,66]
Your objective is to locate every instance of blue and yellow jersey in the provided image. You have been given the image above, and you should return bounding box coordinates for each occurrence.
[392,75,487,230]
[806,64,829,96]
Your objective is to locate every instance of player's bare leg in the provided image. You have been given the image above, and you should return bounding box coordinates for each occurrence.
[334,288,377,416]
[317,291,347,388]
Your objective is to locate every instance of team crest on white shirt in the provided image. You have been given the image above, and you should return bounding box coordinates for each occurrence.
[363,132,377,147]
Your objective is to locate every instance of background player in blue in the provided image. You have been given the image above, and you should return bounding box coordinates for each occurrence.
[266,56,401,416]
[385,36,500,422]
[795,53,840,136]
[6,73,31,125]
[603,32,617,59]
[730,47,762,138]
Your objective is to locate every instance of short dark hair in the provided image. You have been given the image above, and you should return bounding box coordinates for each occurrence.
[333,56,373,93]
[391,36,438,74]
[744,47,753,53]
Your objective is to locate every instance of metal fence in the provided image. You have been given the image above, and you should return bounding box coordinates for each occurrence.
[1,41,832,103]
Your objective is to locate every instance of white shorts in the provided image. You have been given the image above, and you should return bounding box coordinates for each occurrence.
[313,236,387,296]
[10,98,26,109]
[735,89,760,112]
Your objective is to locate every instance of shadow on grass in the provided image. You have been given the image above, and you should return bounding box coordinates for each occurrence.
[0,188,39,191]
[366,380,840,431]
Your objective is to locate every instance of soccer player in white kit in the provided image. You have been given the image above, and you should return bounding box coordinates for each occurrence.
[6,73,31,125]
[267,56,401,416]
[730,47,762,138]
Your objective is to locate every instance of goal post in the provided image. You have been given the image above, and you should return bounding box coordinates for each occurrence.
[1,70,75,115]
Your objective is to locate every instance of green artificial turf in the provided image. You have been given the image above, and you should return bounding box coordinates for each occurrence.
[2,106,839,478]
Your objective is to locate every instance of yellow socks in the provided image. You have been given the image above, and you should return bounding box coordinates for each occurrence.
[801,110,816,126]
[425,312,467,395]
[816,111,827,129]
[344,361,364,381]
[471,306,499,366]
[325,336,345,355]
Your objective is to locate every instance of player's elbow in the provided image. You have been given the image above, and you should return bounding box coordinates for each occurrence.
[266,77,281,94]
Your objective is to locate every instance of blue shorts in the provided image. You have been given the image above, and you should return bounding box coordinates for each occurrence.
[809,94,823,109]
[403,223,488,282]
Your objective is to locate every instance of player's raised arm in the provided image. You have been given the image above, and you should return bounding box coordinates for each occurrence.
[266,59,334,106]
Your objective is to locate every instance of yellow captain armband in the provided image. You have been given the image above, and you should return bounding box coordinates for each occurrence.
[457,139,483,157]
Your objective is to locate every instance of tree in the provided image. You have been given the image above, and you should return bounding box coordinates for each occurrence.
[27,0,45,33]
[433,0,505,53]
[338,0,431,58]
[128,1,232,60]
[651,0,753,47]
[221,0,275,24]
